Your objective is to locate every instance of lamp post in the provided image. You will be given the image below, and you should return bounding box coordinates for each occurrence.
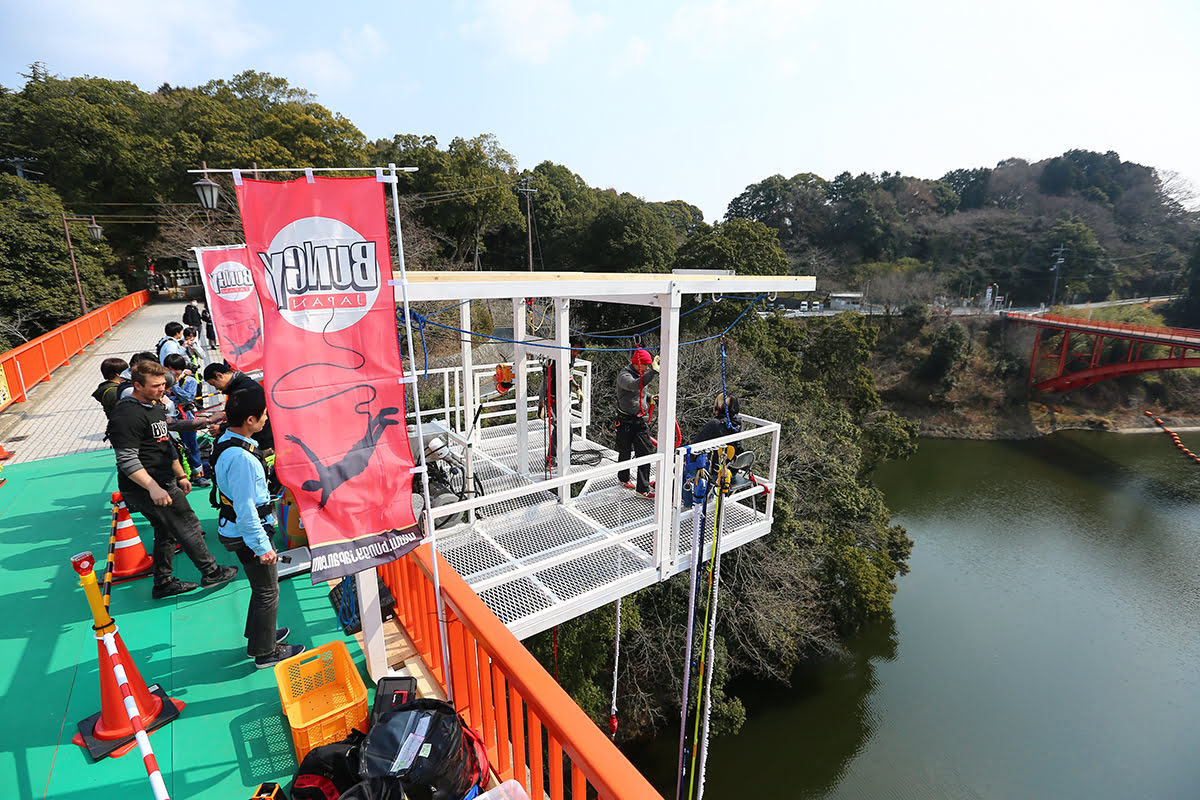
[193,161,221,211]
[61,213,102,316]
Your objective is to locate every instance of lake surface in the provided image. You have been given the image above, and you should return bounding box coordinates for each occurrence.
[635,431,1200,798]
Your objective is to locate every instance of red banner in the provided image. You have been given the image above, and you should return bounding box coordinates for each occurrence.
[235,175,421,582]
[194,245,265,374]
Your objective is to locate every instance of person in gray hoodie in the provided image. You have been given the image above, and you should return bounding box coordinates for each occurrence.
[614,347,659,498]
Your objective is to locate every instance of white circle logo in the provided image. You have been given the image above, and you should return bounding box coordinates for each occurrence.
[259,216,382,333]
[210,260,254,302]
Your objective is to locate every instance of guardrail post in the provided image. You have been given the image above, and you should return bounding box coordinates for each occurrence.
[654,284,681,578]
[513,298,529,475]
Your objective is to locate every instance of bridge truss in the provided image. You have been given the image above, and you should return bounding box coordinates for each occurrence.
[1005,311,1200,392]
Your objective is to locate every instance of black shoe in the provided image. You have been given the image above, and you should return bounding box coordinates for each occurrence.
[152,578,199,599]
[255,643,305,669]
[191,476,211,488]
[200,564,238,587]
[276,626,290,643]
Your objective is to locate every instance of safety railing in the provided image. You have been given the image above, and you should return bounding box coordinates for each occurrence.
[665,415,779,574]
[0,290,149,412]
[1006,311,1200,345]
[379,545,662,800]
[411,359,593,434]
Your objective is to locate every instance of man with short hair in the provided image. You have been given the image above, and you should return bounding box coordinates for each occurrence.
[214,390,304,668]
[107,360,237,599]
[203,362,274,452]
[158,321,187,363]
[92,357,130,419]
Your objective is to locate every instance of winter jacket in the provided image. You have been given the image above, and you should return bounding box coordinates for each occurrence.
[615,364,658,418]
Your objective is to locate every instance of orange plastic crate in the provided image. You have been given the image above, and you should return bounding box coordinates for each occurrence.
[274,640,368,761]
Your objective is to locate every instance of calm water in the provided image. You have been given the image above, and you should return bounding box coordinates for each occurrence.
[633,431,1200,798]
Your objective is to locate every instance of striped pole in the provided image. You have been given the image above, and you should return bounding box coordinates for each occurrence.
[98,630,171,800]
[101,502,118,609]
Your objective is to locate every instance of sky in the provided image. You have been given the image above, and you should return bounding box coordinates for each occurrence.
[2,0,1199,221]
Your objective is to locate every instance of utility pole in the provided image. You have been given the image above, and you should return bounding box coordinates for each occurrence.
[1050,243,1068,307]
[517,176,537,272]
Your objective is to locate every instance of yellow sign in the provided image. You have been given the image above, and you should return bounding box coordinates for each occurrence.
[0,363,11,405]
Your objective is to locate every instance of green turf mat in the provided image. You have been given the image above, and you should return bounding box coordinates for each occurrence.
[0,450,368,800]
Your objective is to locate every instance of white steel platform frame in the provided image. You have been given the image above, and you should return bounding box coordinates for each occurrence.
[391,272,815,638]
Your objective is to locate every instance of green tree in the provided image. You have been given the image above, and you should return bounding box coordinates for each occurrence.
[1038,157,1083,196]
[650,199,705,239]
[919,321,969,382]
[1172,239,1200,327]
[572,191,678,273]
[672,218,789,276]
[1034,216,1105,297]
[0,175,123,347]
[940,167,992,209]
[375,133,520,264]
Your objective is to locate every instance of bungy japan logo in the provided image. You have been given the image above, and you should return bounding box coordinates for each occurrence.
[209,260,255,302]
[257,216,381,333]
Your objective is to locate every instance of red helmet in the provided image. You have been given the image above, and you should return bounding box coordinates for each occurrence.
[631,348,653,365]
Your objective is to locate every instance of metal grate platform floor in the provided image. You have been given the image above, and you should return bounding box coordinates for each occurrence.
[433,420,771,639]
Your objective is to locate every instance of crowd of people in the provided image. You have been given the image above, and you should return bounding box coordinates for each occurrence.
[92,302,302,669]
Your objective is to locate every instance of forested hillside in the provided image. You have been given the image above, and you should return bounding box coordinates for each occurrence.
[726,155,1199,311]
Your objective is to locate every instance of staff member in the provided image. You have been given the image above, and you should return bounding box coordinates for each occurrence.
[107,360,238,599]
[213,390,304,668]
[203,362,274,453]
[614,347,660,499]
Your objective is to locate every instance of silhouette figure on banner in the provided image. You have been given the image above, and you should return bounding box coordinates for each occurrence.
[286,406,400,509]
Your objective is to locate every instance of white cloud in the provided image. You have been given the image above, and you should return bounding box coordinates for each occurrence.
[668,0,818,48]
[611,35,649,76]
[21,0,268,87]
[462,0,607,63]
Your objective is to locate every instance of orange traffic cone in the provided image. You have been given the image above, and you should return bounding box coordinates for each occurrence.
[70,551,184,760]
[0,441,13,461]
[111,492,153,581]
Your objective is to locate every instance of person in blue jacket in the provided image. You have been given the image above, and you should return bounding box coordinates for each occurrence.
[212,389,304,668]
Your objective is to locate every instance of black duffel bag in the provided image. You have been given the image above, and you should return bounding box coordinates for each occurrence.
[359,699,482,800]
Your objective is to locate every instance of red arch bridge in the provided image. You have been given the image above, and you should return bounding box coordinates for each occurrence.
[1003,311,1200,393]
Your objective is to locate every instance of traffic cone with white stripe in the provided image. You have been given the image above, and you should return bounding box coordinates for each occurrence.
[111,492,153,582]
[70,551,184,761]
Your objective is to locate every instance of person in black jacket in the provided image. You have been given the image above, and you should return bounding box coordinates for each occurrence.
[92,357,129,419]
[107,360,238,599]
[200,304,218,350]
[182,299,203,327]
[203,362,274,453]
[692,393,743,454]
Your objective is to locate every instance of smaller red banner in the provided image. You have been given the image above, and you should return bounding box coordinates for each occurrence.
[194,245,265,373]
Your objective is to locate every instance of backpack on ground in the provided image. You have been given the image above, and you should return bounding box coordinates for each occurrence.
[290,729,367,800]
[359,699,488,800]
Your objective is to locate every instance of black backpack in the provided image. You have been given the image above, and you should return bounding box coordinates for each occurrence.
[359,699,487,800]
[291,729,367,800]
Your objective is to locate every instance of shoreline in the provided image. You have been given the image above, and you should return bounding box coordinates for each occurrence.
[903,408,1200,441]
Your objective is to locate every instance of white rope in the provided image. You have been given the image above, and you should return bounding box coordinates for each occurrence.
[609,595,622,737]
[675,470,707,797]
[694,502,726,800]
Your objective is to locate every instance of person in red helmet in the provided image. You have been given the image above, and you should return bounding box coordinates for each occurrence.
[614,347,660,499]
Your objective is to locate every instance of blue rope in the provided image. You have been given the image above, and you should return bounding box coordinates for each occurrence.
[526,297,718,339]
[336,575,359,632]
[719,340,733,430]
[397,306,431,376]
[404,294,767,354]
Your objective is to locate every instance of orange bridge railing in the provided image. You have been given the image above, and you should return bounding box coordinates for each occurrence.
[379,546,663,800]
[0,291,149,413]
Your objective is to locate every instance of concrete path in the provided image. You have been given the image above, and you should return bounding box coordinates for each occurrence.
[0,301,223,464]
